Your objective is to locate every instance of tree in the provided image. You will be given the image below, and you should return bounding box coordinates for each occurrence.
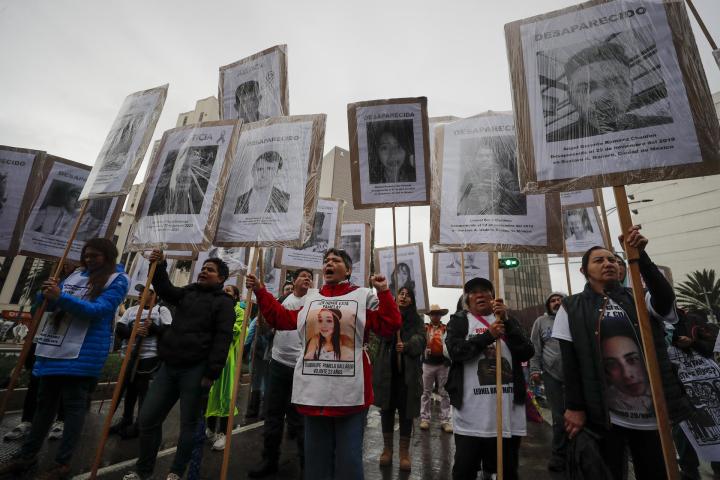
[676,269,720,320]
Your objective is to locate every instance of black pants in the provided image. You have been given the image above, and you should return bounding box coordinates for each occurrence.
[20,376,96,466]
[207,416,228,433]
[118,357,158,423]
[452,434,521,480]
[380,375,413,437]
[262,360,304,464]
[599,425,666,480]
[22,374,65,423]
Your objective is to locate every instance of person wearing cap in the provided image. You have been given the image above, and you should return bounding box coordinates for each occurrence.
[419,303,452,433]
[123,250,236,480]
[111,286,173,439]
[529,291,566,472]
[245,247,401,480]
[552,227,693,479]
[445,277,534,480]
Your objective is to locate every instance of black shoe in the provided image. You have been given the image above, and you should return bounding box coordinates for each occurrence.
[248,458,278,478]
[245,391,262,419]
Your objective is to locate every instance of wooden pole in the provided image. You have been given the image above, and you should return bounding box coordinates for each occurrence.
[220,247,260,480]
[686,0,718,50]
[391,207,402,371]
[460,252,466,286]
[0,200,89,421]
[597,188,613,251]
[612,186,680,480]
[560,219,573,295]
[408,206,411,244]
[247,249,264,385]
[492,252,503,480]
[89,259,158,479]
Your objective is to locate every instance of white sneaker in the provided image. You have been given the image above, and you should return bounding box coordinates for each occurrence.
[122,473,142,480]
[166,473,181,480]
[47,421,64,440]
[3,421,31,441]
[212,432,226,451]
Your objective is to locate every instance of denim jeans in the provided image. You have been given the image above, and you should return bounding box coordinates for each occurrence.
[304,410,367,480]
[135,362,206,477]
[542,372,567,460]
[20,375,96,465]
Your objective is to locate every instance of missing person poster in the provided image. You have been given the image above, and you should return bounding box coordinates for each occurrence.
[19,156,123,262]
[215,115,326,247]
[219,45,289,122]
[374,242,430,313]
[127,253,175,298]
[430,112,563,253]
[278,198,344,271]
[339,222,371,288]
[129,121,240,251]
[505,0,720,192]
[560,188,598,209]
[348,97,431,209]
[0,146,48,257]
[563,206,607,254]
[301,298,358,375]
[80,84,168,200]
[432,251,492,289]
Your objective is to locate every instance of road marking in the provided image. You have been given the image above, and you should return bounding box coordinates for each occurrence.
[72,421,264,479]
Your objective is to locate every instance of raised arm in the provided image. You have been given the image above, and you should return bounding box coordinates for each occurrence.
[365,274,401,338]
[246,274,299,330]
[149,259,185,306]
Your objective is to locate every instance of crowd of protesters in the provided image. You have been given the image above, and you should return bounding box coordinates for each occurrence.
[0,228,718,480]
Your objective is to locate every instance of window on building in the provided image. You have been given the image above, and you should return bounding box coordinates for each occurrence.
[182,116,188,126]
[199,112,205,122]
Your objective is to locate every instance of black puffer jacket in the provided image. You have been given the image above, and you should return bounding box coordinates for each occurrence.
[151,261,235,380]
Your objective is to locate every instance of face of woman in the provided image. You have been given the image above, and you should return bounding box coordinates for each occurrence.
[377,132,406,170]
[395,266,409,287]
[397,289,411,308]
[602,336,648,397]
[83,247,106,272]
[318,311,335,339]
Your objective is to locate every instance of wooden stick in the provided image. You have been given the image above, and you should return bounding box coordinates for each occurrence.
[221,248,260,480]
[597,188,613,251]
[129,292,158,383]
[89,259,158,479]
[460,252,466,286]
[560,219,573,295]
[686,0,718,50]
[492,252,503,480]
[612,186,680,480]
[247,249,264,385]
[0,200,89,421]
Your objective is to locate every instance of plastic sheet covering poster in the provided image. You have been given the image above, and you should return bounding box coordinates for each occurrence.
[505,0,720,193]
[348,97,431,209]
[19,156,123,262]
[430,112,563,253]
[129,121,241,251]
[215,115,326,247]
[374,242,430,313]
[219,45,289,122]
[164,250,196,260]
[192,247,249,287]
[241,248,283,299]
[668,346,720,461]
[563,206,608,254]
[278,198,345,271]
[339,222,371,288]
[560,188,598,209]
[432,252,492,289]
[0,146,48,257]
[127,253,175,298]
[80,84,168,200]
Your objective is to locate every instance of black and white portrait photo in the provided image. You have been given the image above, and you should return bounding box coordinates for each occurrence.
[0,147,45,256]
[431,113,563,254]
[456,135,526,216]
[81,85,167,200]
[375,242,429,313]
[433,252,491,288]
[563,206,606,254]
[215,115,325,247]
[349,97,430,209]
[31,180,82,237]
[77,198,114,242]
[339,222,370,287]
[278,198,343,271]
[130,121,239,251]
[507,0,716,190]
[219,45,288,122]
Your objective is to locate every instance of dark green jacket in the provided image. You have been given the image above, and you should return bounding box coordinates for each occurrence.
[560,251,693,430]
[372,307,426,418]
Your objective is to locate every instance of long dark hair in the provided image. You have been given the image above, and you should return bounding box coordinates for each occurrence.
[80,238,118,299]
[315,308,342,360]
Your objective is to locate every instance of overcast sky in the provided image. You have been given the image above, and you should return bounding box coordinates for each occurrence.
[2,0,719,313]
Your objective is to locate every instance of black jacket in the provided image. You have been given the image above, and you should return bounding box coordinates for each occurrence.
[151,261,236,380]
[445,310,534,408]
[559,250,693,430]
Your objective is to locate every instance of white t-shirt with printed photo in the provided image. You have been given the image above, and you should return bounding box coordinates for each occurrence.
[453,313,527,438]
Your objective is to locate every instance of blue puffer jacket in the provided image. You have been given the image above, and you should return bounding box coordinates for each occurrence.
[34,265,129,378]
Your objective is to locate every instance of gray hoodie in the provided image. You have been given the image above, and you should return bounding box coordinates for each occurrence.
[529,292,565,381]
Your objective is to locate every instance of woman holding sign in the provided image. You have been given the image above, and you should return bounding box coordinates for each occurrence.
[245,247,401,480]
[0,238,129,479]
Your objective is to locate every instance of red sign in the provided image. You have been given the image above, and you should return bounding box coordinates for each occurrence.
[1,310,32,323]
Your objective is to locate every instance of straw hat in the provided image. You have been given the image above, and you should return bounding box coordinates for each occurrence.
[427,304,449,316]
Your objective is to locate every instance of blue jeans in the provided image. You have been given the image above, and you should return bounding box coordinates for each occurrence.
[304,410,366,480]
[136,362,206,477]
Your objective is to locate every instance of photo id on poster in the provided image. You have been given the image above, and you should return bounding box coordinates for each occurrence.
[339,222,371,287]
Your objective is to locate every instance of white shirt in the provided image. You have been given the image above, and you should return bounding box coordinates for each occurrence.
[271,292,309,368]
[453,312,527,438]
[118,304,173,359]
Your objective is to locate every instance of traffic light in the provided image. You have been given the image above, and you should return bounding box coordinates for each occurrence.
[498,257,520,269]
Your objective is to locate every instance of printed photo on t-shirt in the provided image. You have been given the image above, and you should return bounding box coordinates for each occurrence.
[302,299,357,377]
